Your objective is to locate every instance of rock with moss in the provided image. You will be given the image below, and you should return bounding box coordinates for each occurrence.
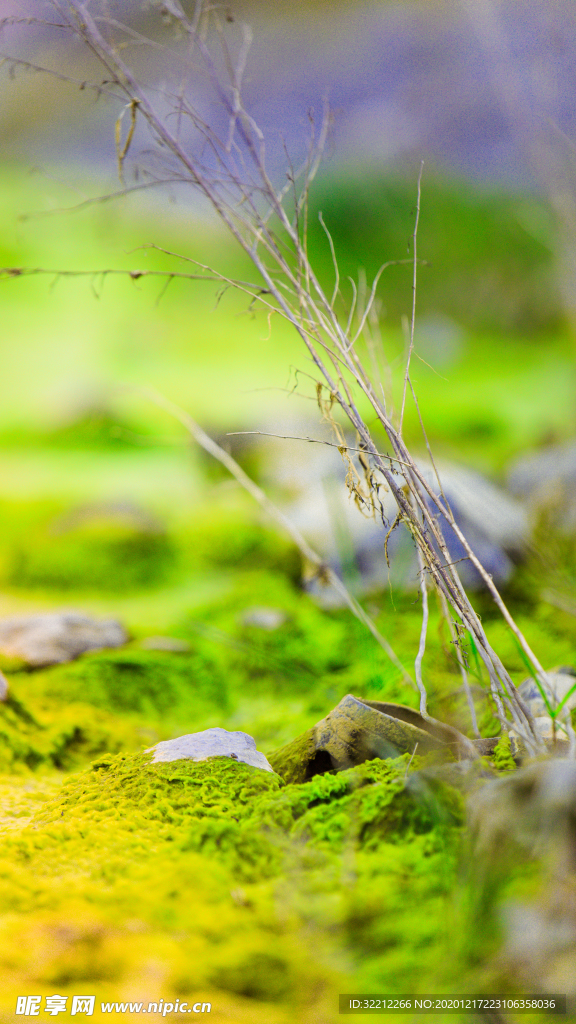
[269,694,452,784]
[37,748,463,866]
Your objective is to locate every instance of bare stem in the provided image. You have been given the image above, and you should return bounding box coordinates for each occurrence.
[399,159,424,434]
[135,386,415,689]
[414,543,429,718]
[2,1,551,751]
[438,590,480,739]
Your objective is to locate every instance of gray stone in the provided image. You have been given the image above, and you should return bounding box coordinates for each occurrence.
[0,671,8,701]
[146,728,275,773]
[471,759,576,864]
[242,607,287,630]
[516,666,576,742]
[0,612,128,667]
[507,439,576,532]
[255,420,529,597]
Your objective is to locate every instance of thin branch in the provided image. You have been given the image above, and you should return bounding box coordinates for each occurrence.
[0,266,262,289]
[318,212,340,308]
[399,159,424,433]
[414,529,430,718]
[3,1,550,752]
[16,179,187,221]
[226,430,413,469]
[135,386,415,689]
[0,52,125,102]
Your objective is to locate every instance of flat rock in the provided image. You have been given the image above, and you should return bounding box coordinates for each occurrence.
[0,612,128,667]
[147,728,275,773]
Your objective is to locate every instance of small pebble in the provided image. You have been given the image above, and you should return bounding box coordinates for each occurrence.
[242,607,286,630]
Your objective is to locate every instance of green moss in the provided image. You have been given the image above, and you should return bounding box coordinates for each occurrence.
[307,172,559,333]
[22,751,463,886]
[0,410,158,452]
[8,520,175,592]
[43,409,157,451]
[24,749,461,871]
[267,727,317,784]
[22,648,232,726]
[178,577,418,696]
[256,757,464,851]
[0,734,540,1017]
[491,732,517,773]
[0,691,139,773]
[183,513,301,579]
[38,753,282,829]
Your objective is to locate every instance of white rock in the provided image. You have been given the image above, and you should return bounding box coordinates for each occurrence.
[146,728,275,773]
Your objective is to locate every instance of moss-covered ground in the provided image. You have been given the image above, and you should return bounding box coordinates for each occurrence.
[0,487,572,1022]
[0,167,574,1021]
[0,750,465,1022]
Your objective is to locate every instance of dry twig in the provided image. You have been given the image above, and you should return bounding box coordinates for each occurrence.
[0,0,555,752]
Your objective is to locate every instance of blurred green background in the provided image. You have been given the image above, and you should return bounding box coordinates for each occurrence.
[0,154,575,668]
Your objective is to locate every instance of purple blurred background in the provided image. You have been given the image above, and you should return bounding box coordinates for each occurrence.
[2,0,576,187]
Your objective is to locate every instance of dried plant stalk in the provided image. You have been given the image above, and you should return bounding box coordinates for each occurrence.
[136,386,415,689]
[0,0,555,752]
